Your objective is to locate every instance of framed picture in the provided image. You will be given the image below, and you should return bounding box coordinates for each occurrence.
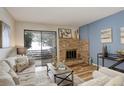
[120,27,124,44]
[75,29,79,39]
[58,28,72,38]
[101,28,112,43]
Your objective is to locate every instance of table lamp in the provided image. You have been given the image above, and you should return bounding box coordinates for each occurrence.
[17,47,27,55]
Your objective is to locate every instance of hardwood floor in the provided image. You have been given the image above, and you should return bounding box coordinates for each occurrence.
[68,63,97,81]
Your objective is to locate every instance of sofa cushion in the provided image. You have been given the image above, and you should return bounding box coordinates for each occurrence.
[105,76,124,86]
[0,71,15,86]
[16,56,29,64]
[17,64,35,75]
[79,76,110,86]
[0,60,11,73]
[16,56,30,72]
[18,72,35,86]
[8,69,19,85]
[16,62,29,72]
[5,57,17,71]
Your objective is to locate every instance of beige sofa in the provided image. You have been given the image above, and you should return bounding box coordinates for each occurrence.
[79,67,124,86]
[0,47,57,86]
[0,58,35,86]
[0,47,36,86]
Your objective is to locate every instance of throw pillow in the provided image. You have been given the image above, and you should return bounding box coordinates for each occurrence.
[16,56,29,64]
[8,69,19,85]
[16,56,29,72]
[105,76,124,86]
[16,62,29,72]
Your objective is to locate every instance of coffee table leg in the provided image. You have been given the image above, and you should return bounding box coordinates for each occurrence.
[72,71,74,86]
[54,75,56,83]
[97,54,99,70]
[47,65,48,76]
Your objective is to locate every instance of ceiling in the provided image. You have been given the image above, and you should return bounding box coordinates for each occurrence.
[6,7,124,27]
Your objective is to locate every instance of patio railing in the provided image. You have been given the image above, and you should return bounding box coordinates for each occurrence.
[27,50,53,60]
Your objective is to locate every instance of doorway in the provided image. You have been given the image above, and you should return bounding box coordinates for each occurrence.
[24,30,57,66]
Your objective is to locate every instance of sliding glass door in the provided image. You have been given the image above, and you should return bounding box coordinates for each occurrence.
[24,30,57,66]
[41,32,57,66]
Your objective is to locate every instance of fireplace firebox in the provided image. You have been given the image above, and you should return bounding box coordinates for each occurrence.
[66,49,77,59]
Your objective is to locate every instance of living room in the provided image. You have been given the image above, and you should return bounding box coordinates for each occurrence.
[1,6,124,88]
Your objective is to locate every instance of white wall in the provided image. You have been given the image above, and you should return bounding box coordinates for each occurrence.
[0,8,15,47]
[0,7,78,61]
[15,21,78,61]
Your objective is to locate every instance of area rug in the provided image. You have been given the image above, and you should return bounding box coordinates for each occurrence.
[19,66,84,86]
[35,66,84,86]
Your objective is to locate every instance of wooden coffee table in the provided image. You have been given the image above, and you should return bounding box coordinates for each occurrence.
[46,63,74,86]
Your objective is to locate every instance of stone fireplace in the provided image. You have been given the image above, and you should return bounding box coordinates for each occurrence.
[59,38,89,64]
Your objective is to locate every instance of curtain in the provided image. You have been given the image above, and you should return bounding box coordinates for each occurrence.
[2,22,10,47]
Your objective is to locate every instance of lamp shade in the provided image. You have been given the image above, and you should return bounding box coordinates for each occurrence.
[17,47,27,55]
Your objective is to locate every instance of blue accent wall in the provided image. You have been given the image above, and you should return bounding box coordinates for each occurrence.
[80,10,124,69]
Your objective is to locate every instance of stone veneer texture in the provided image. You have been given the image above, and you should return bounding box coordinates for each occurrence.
[59,39,89,64]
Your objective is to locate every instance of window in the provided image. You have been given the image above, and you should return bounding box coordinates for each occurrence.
[0,21,10,48]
